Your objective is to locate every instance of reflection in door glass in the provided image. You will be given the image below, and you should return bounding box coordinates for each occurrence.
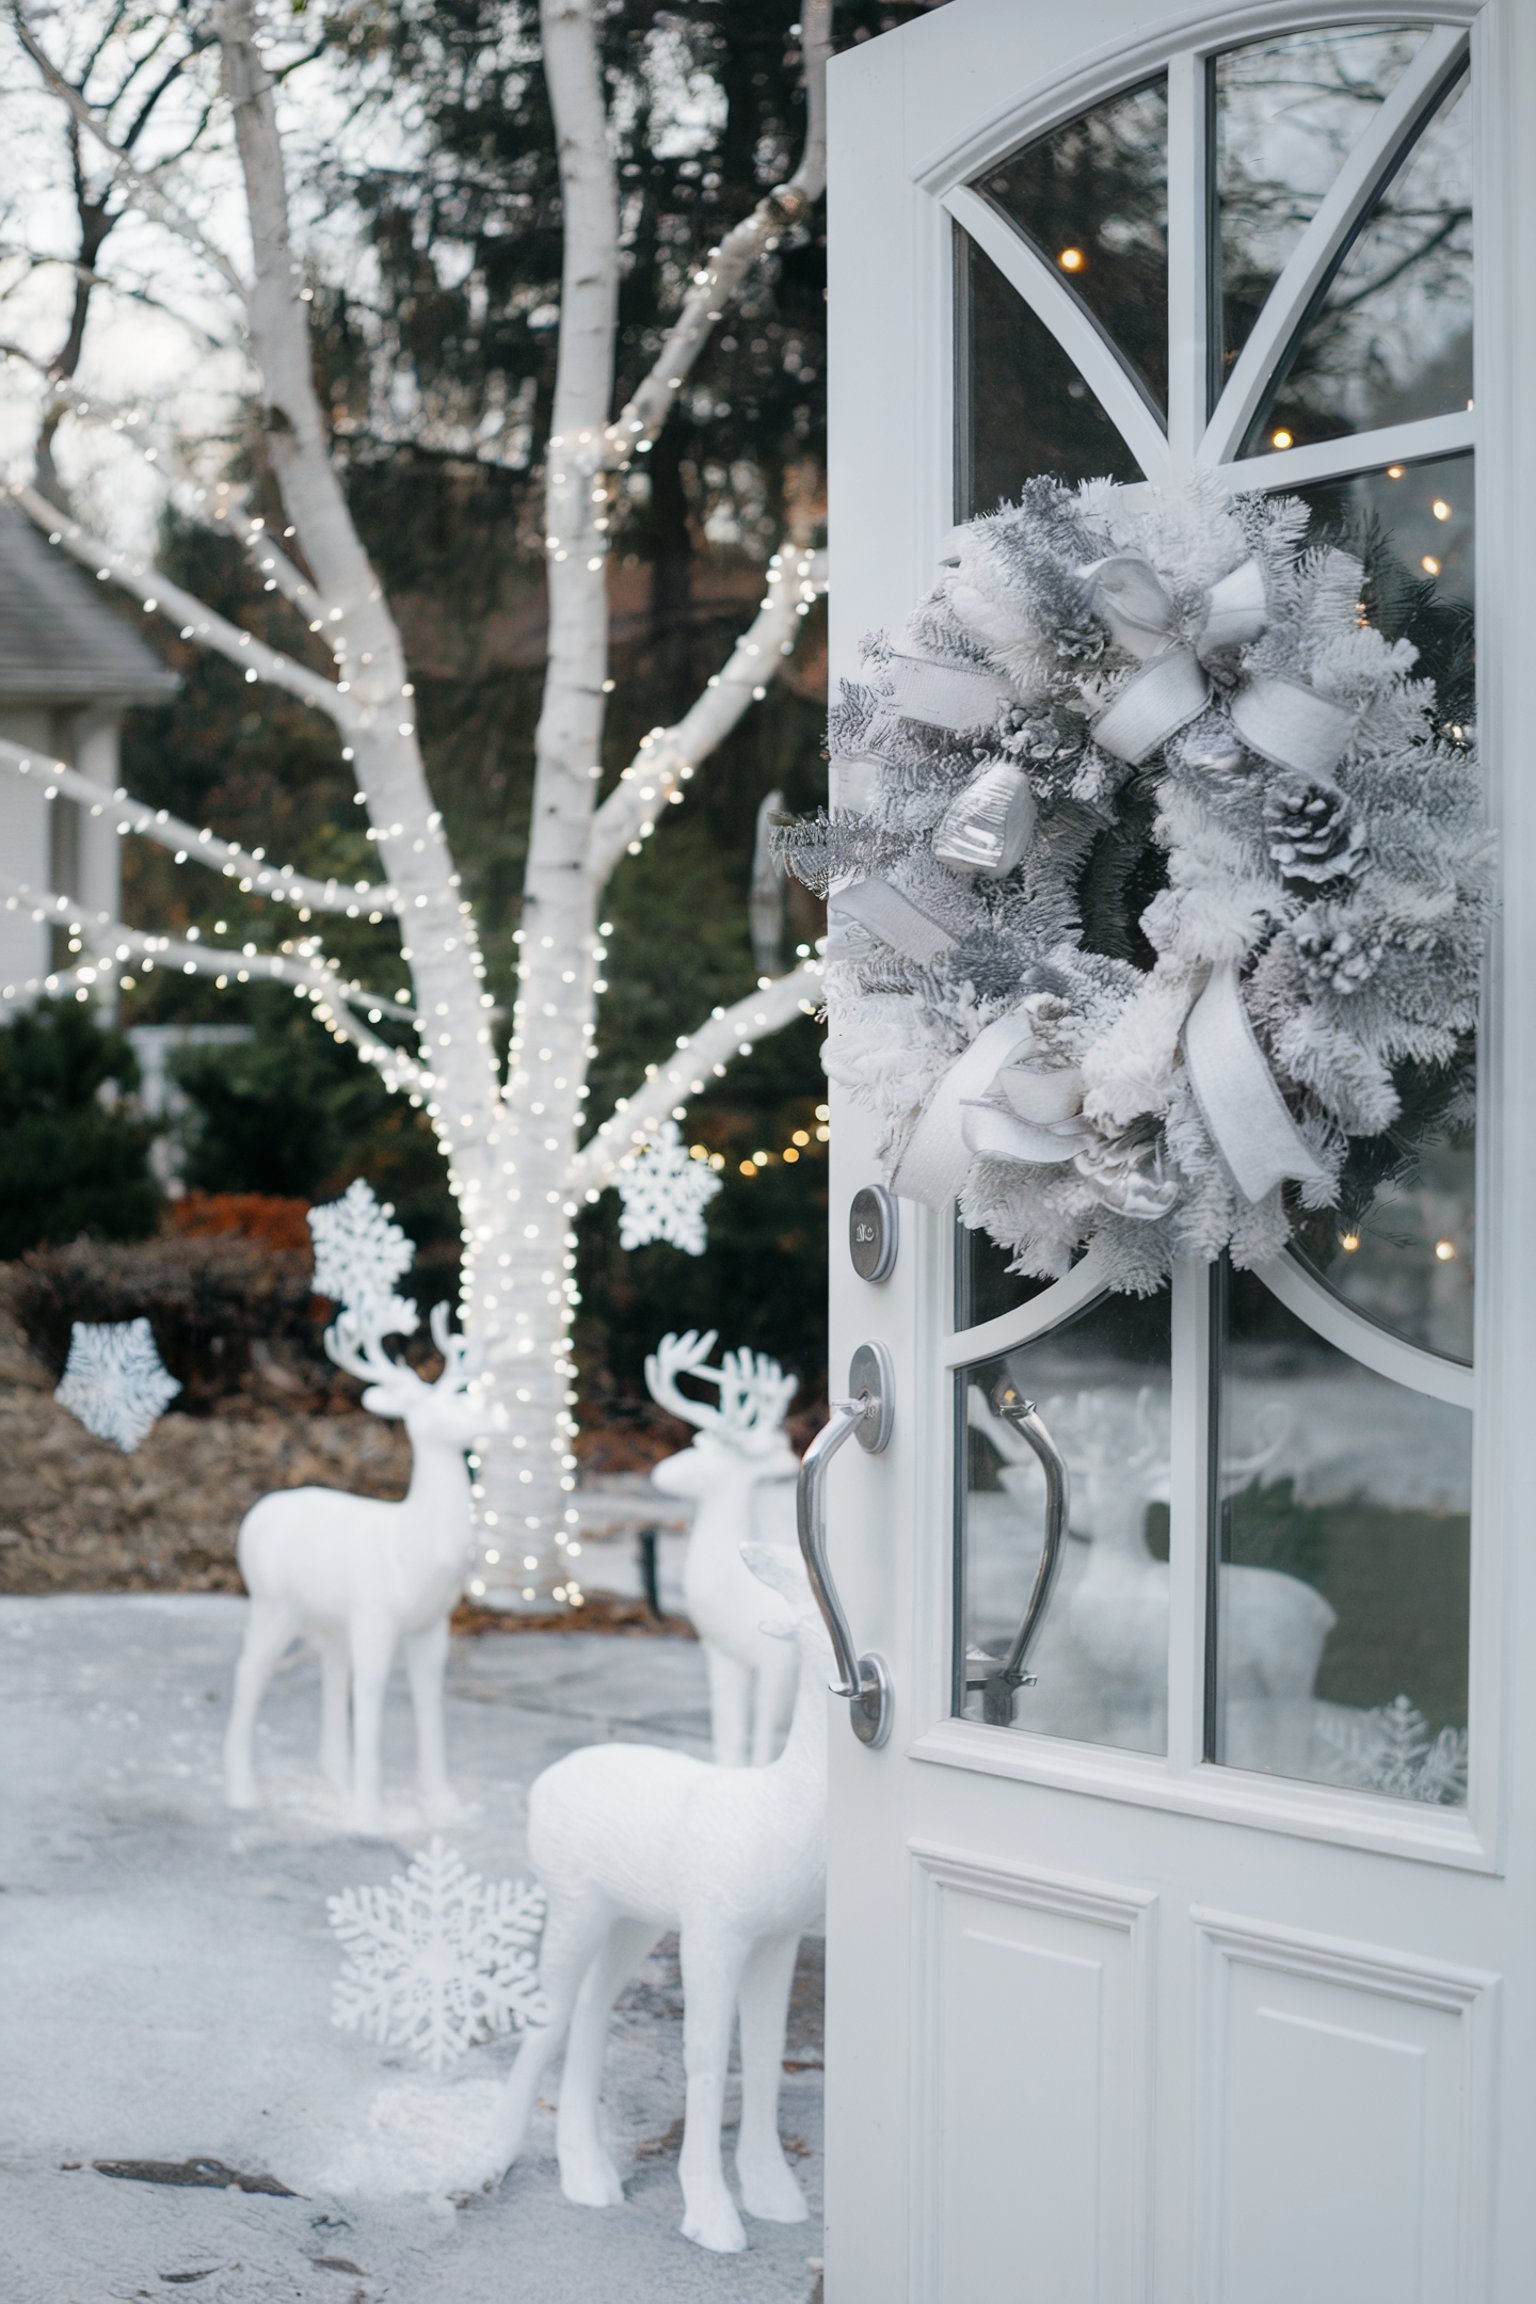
[1243,69,1471,456]
[976,76,1169,411]
[955,1289,1169,1754]
[1212,25,1426,410]
[955,230,1143,520]
[1211,1266,1470,1803]
[953,1218,1062,1333]
[1284,451,1476,1363]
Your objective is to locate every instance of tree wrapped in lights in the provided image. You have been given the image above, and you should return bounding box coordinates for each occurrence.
[0,0,827,1597]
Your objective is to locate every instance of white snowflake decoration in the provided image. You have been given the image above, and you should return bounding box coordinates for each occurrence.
[309,1178,417,1336]
[55,1318,181,1452]
[617,1121,722,1256]
[1317,1693,1468,1806]
[328,1838,547,2072]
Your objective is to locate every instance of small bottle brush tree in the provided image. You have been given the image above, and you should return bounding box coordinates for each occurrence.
[1,0,829,1597]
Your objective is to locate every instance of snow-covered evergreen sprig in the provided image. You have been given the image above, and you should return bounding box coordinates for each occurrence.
[796,474,1490,1294]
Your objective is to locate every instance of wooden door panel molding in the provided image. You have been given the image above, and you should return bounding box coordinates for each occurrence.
[1193,1907,1497,2302]
[910,1843,1157,2304]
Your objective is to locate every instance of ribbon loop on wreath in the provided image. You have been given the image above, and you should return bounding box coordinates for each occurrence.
[891,1011,1096,1205]
[1083,551,1354,775]
[882,651,1015,732]
[830,875,957,965]
[1181,961,1332,1202]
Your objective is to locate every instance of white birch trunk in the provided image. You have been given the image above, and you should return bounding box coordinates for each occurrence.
[12,0,829,1604]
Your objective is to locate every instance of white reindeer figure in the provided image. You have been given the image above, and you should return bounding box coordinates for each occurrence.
[493,1541,826,2254]
[645,1330,801,1766]
[223,1301,489,1834]
[970,1383,1335,1769]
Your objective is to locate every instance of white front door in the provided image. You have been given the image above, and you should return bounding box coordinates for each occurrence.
[820,5,1536,2298]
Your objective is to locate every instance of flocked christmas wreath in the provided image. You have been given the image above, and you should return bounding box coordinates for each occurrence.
[784,476,1490,1295]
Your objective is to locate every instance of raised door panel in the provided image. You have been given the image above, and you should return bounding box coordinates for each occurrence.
[1196,1912,1496,2304]
[912,1848,1154,2304]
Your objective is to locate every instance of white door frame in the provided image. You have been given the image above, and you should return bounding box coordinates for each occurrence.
[823,3,1536,2295]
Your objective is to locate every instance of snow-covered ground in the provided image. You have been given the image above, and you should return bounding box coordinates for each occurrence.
[0,1596,824,2303]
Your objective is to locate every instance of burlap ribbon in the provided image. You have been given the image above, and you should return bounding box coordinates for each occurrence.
[1085,553,1355,776]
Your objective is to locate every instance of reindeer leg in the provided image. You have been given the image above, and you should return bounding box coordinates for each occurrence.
[347,1614,395,1835]
[557,1915,659,2207]
[223,1600,295,1811]
[705,1644,750,1768]
[317,1633,350,1796]
[403,1615,462,1825]
[677,1922,750,2253]
[495,1886,610,2173]
[735,1930,807,2221]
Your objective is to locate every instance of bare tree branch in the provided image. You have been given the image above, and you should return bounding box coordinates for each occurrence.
[0,736,397,917]
[567,960,823,1194]
[600,0,831,466]
[10,481,359,729]
[11,8,250,303]
[0,873,426,1092]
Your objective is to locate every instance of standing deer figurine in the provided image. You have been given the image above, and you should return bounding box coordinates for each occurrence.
[493,1541,826,2254]
[646,1330,801,1766]
[223,1301,490,1834]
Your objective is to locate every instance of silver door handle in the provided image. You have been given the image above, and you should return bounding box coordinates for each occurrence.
[966,1385,1070,1727]
[797,1341,894,1749]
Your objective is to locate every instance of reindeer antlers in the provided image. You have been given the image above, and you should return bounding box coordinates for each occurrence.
[645,1330,796,1441]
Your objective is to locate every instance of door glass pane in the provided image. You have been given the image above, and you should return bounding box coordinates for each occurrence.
[954,1219,1062,1333]
[1285,451,1476,1364]
[1213,25,1428,409]
[955,1289,1170,1754]
[1211,1266,1470,1804]
[1241,68,1471,456]
[956,228,1144,520]
[975,77,1169,411]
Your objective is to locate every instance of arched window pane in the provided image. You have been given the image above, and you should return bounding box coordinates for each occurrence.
[1211,1266,1470,1803]
[1213,25,1429,410]
[976,77,1168,412]
[1241,70,1472,455]
[955,229,1143,519]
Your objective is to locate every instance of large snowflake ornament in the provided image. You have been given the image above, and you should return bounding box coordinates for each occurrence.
[309,1177,417,1334]
[55,1318,181,1451]
[616,1121,722,1256]
[328,1838,547,2072]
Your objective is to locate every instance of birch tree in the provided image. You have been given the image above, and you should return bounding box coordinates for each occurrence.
[1,0,828,1599]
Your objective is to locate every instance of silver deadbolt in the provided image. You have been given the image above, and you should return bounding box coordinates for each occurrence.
[848,1185,898,1283]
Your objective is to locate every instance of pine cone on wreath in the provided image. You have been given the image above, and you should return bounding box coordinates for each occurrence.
[1263,779,1367,891]
[1293,915,1384,996]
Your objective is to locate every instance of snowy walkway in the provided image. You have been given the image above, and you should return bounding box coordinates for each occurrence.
[0,1596,824,2303]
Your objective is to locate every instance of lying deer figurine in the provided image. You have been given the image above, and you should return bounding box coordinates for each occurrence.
[223,1300,489,1834]
[494,1540,826,2253]
[646,1330,800,1766]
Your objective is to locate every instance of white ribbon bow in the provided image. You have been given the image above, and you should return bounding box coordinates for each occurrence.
[1085,553,1355,777]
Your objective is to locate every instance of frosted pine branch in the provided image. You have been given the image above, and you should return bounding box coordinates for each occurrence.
[590,545,826,884]
[10,484,357,730]
[0,737,397,917]
[600,0,830,465]
[568,960,823,1194]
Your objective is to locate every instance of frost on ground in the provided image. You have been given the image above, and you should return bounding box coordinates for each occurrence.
[0,1595,824,2304]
